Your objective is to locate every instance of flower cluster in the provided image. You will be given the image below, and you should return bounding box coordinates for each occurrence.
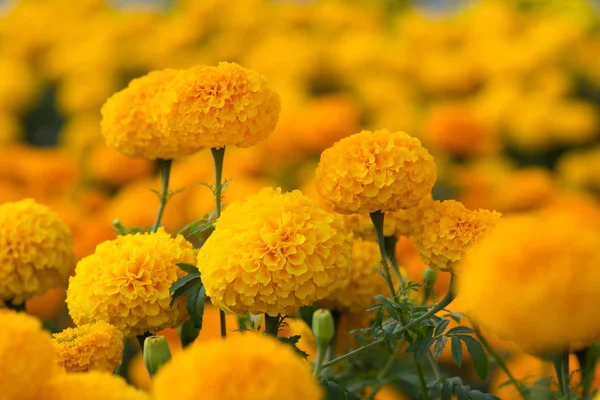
[67,228,196,336]
[315,129,437,214]
[53,321,124,372]
[197,187,352,316]
[0,199,74,303]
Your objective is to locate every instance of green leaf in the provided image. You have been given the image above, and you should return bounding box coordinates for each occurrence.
[451,336,463,368]
[446,326,475,336]
[170,273,200,294]
[455,385,470,400]
[461,336,489,381]
[441,380,453,400]
[187,284,206,329]
[433,336,448,360]
[434,319,450,337]
[469,390,488,400]
[417,337,435,361]
[176,263,198,274]
[169,274,201,307]
[320,380,360,400]
[279,335,309,359]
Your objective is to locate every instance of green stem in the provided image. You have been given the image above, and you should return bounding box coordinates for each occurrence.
[426,351,441,381]
[414,353,430,400]
[136,331,152,353]
[576,347,596,398]
[383,235,404,283]
[151,159,172,233]
[313,342,327,378]
[211,147,227,338]
[369,211,398,298]
[552,352,571,399]
[321,338,385,370]
[326,310,341,362]
[264,314,280,337]
[367,343,403,400]
[475,327,528,399]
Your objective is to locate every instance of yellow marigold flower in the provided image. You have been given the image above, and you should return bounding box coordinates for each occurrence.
[321,238,400,313]
[152,334,322,400]
[412,199,501,273]
[315,129,437,214]
[197,187,352,316]
[66,228,195,337]
[48,371,148,400]
[151,62,280,149]
[53,322,124,373]
[101,68,198,160]
[0,198,74,304]
[343,206,421,241]
[458,211,600,352]
[0,310,60,400]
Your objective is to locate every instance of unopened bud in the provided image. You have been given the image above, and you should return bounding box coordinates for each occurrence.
[423,267,437,284]
[312,309,335,346]
[144,336,172,377]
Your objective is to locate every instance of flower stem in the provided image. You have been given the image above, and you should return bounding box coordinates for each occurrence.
[414,352,430,400]
[552,352,571,399]
[366,343,403,400]
[383,235,404,283]
[264,314,280,337]
[369,211,398,298]
[576,346,596,398]
[211,147,227,338]
[151,159,172,233]
[313,341,327,378]
[136,331,152,354]
[320,338,385,370]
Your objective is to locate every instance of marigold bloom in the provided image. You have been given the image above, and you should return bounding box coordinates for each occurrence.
[152,334,322,400]
[67,228,195,337]
[0,199,74,303]
[412,199,501,272]
[0,311,60,400]
[458,211,600,352]
[53,322,124,373]
[315,129,437,214]
[197,187,352,316]
[101,69,198,160]
[152,62,280,149]
[48,371,148,400]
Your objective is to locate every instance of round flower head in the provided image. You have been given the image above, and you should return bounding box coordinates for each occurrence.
[67,228,196,337]
[0,311,60,400]
[0,198,74,303]
[315,129,437,214]
[48,371,148,400]
[53,322,124,372]
[412,199,501,273]
[152,62,281,149]
[458,211,600,352]
[197,187,352,316]
[101,68,200,160]
[152,334,322,400]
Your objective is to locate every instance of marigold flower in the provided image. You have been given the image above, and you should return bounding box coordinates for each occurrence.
[101,69,198,160]
[0,310,60,400]
[0,199,74,304]
[152,334,322,400]
[315,129,437,214]
[458,211,600,352]
[66,228,195,337]
[48,371,148,400]
[412,199,501,273]
[53,321,124,373]
[197,187,352,316]
[151,62,280,149]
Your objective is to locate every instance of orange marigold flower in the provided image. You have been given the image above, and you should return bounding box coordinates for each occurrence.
[197,187,352,316]
[47,371,148,400]
[152,334,322,400]
[458,211,600,352]
[101,68,200,160]
[315,129,437,214]
[53,321,124,373]
[0,198,74,304]
[412,199,501,273]
[66,228,195,337]
[151,62,280,149]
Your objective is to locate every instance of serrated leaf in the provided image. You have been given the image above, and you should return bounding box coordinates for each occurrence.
[455,385,470,400]
[187,284,205,329]
[451,336,463,368]
[434,336,448,360]
[279,335,309,359]
[461,336,489,381]
[169,274,201,306]
[441,380,453,400]
[176,263,198,274]
[469,390,488,400]
[416,337,435,361]
[434,319,450,337]
[446,326,475,336]
[170,273,200,294]
[321,380,361,400]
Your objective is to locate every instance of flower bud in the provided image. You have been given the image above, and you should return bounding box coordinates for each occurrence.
[312,309,335,346]
[144,335,172,377]
[423,267,437,284]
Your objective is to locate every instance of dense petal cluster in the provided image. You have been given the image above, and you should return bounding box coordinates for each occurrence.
[458,211,600,352]
[152,334,322,400]
[0,198,74,303]
[321,238,396,313]
[53,321,124,372]
[151,62,281,149]
[315,130,437,214]
[343,205,421,241]
[101,69,198,160]
[48,371,149,400]
[412,199,501,272]
[66,228,195,337]
[197,187,352,316]
[0,311,60,400]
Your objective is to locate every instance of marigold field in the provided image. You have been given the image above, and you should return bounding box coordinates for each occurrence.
[2,0,600,399]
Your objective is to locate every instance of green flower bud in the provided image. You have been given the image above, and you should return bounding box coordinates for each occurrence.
[312,309,335,346]
[423,267,437,284]
[144,335,172,377]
